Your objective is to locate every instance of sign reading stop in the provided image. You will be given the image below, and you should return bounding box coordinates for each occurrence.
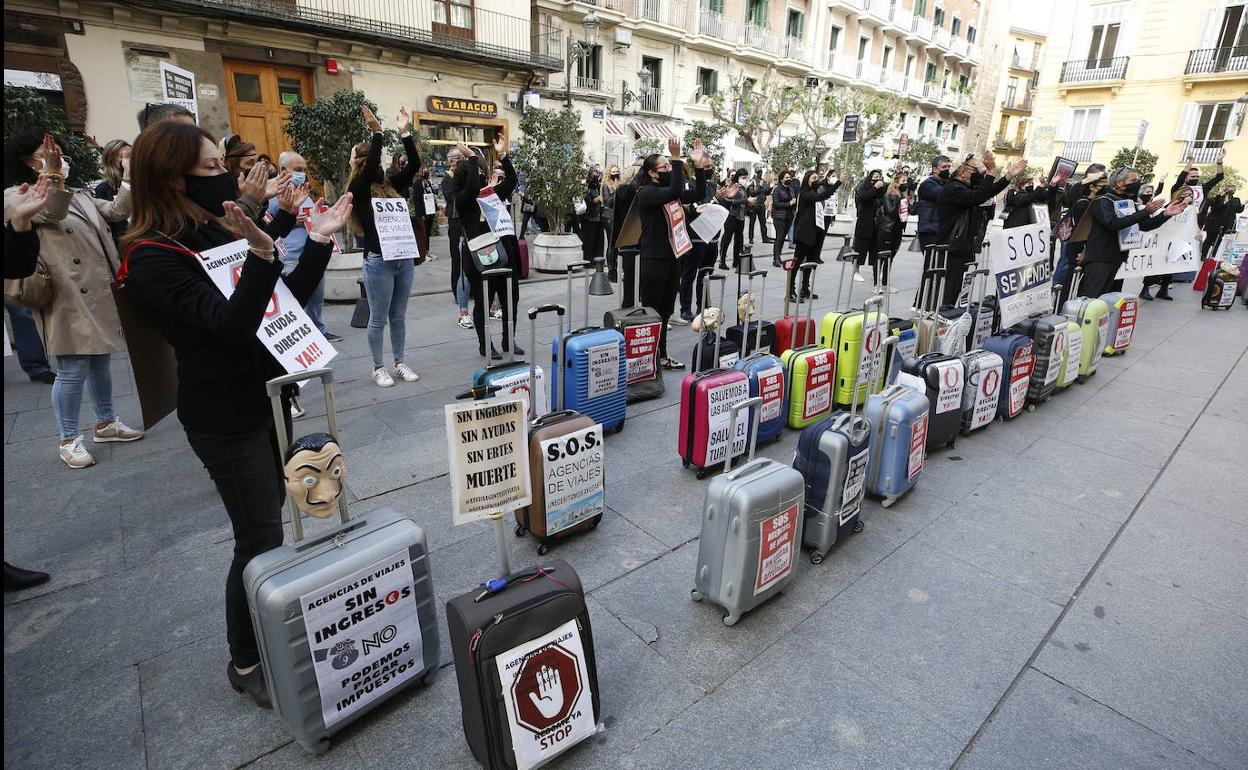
[511,643,584,734]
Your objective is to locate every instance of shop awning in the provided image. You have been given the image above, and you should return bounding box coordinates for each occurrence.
[605,119,626,136]
[631,121,679,141]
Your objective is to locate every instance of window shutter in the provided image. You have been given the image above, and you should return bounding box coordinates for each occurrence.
[1232,100,1247,139]
[1175,103,1198,140]
[1056,108,1074,141]
[1199,8,1221,49]
[1095,107,1112,140]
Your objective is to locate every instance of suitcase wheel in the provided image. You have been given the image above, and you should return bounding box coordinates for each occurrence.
[1026,404,1036,413]
[853,520,865,533]
[614,418,625,434]
[696,467,711,480]
[515,524,528,537]
[589,518,600,530]
[723,613,740,627]
[421,667,438,686]
[537,542,551,556]
[683,459,690,468]
[881,496,897,509]
[690,588,704,602]
[810,551,824,565]
[947,439,956,449]
[299,738,331,755]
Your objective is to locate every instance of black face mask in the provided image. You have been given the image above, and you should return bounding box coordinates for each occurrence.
[1139,194,1153,204]
[610,173,620,180]
[1124,181,1143,198]
[374,168,386,184]
[655,170,672,185]
[184,172,239,217]
[970,172,985,185]
[938,169,951,180]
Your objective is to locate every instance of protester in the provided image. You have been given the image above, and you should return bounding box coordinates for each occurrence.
[915,154,951,258]
[852,169,887,283]
[90,139,132,240]
[771,169,796,267]
[442,146,472,329]
[747,170,772,245]
[1003,176,1050,228]
[679,164,722,323]
[121,119,352,707]
[4,131,144,469]
[871,174,907,291]
[482,134,523,345]
[1173,150,1226,260]
[349,104,422,387]
[609,161,642,302]
[936,152,1024,305]
[221,135,259,177]
[717,167,749,271]
[270,151,341,343]
[636,138,710,369]
[1079,167,1184,298]
[1053,170,1105,303]
[4,177,55,591]
[1202,185,1241,259]
[601,165,621,279]
[136,102,195,130]
[792,169,840,300]
[581,168,606,262]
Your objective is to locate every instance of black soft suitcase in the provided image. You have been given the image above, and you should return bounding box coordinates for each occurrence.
[724,269,776,356]
[901,352,965,450]
[447,558,601,770]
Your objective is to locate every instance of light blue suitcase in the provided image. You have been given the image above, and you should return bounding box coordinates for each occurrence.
[864,337,931,508]
[549,261,627,432]
[734,269,787,444]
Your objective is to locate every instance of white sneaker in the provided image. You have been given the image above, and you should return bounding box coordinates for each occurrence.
[92,418,144,443]
[457,315,474,329]
[372,367,395,388]
[393,362,420,382]
[59,436,96,469]
[290,395,306,419]
[490,307,503,320]
[852,273,866,283]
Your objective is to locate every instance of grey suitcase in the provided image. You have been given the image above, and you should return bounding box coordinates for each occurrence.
[691,395,806,626]
[243,368,440,754]
[792,296,882,564]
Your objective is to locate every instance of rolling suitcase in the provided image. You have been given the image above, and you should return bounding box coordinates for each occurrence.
[900,351,965,450]
[472,268,547,419]
[245,368,440,754]
[447,557,601,770]
[603,250,664,402]
[678,274,752,478]
[691,395,805,626]
[515,303,603,554]
[1059,268,1110,382]
[819,252,887,407]
[1192,256,1217,293]
[864,335,931,508]
[550,261,627,432]
[780,264,836,429]
[1051,286,1083,390]
[982,331,1035,421]
[959,348,1004,435]
[1098,291,1139,356]
[881,271,918,363]
[793,296,882,564]
[725,267,777,356]
[733,270,788,444]
[691,269,741,372]
[772,263,817,358]
[1201,265,1239,310]
[1011,309,1068,410]
[516,237,530,279]
[913,267,949,356]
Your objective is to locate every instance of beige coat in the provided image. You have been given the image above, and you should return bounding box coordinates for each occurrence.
[3,184,130,357]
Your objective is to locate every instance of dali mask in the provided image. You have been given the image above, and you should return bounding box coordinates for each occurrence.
[283,433,347,519]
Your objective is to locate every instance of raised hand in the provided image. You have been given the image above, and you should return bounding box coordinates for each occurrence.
[308,194,354,237]
[362,104,382,133]
[492,132,507,159]
[395,104,410,133]
[264,168,292,200]
[238,162,269,202]
[1162,199,1188,217]
[1145,198,1167,214]
[690,138,708,169]
[667,136,681,159]
[278,182,308,213]
[1217,147,1227,164]
[121,154,131,182]
[7,177,52,230]
[1006,159,1028,179]
[223,200,275,256]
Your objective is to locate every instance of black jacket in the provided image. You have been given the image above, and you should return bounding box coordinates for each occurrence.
[793,181,839,247]
[636,164,707,261]
[1083,194,1172,266]
[4,224,39,279]
[1205,194,1243,232]
[771,182,796,222]
[1003,186,1049,229]
[853,181,887,240]
[747,179,771,212]
[937,174,1010,253]
[875,194,905,253]
[349,132,420,255]
[722,182,748,220]
[915,175,945,235]
[611,181,637,250]
[125,221,331,435]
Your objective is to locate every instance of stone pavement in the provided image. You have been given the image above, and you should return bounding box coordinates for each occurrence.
[4,230,1247,770]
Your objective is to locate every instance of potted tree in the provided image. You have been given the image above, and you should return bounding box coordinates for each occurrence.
[512,107,587,272]
[283,89,400,300]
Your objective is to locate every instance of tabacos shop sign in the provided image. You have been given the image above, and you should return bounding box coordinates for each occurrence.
[427,96,498,118]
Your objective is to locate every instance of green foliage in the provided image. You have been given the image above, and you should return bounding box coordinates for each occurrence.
[830,143,864,204]
[632,137,664,160]
[682,120,729,168]
[283,89,398,201]
[3,85,100,188]
[900,135,942,169]
[766,136,814,174]
[1108,146,1158,180]
[707,67,799,157]
[1198,163,1243,195]
[512,107,587,234]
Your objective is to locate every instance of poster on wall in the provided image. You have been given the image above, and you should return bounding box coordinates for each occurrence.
[159,60,199,122]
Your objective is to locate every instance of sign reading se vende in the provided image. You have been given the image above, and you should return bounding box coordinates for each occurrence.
[427,96,498,117]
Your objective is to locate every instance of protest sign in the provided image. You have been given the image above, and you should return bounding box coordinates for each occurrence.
[159,61,198,122]
[1119,203,1202,278]
[197,239,338,374]
[624,322,661,384]
[1047,156,1077,188]
[372,198,420,261]
[988,223,1052,328]
[538,425,605,536]
[1114,199,1141,250]
[445,395,531,524]
[477,186,516,238]
[705,379,751,466]
[690,203,729,243]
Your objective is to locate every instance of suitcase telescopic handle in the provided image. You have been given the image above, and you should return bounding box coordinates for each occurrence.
[266,368,350,541]
[851,295,883,429]
[695,267,717,371]
[724,395,764,475]
[1051,284,1063,315]
[565,259,592,330]
[709,273,728,365]
[481,267,514,366]
[919,267,947,315]
[752,270,768,353]
[837,237,857,312]
[874,334,901,394]
[528,304,565,419]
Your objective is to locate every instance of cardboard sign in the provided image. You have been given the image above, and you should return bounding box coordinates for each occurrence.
[690,203,729,243]
[705,379,751,466]
[842,114,861,144]
[839,451,869,524]
[664,200,693,257]
[477,186,516,239]
[445,395,531,524]
[1048,156,1078,189]
[372,198,421,261]
[802,350,835,420]
[197,239,338,374]
[967,356,1003,431]
[989,223,1053,328]
[754,503,799,595]
[1061,323,1083,387]
[1120,205,1201,278]
[423,192,437,216]
[971,303,994,351]
[495,619,596,770]
[1033,204,1051,230]
[539,425,605,536]
[758,366,785,422]
[1115,199,1142,250]
[1043,322,1067,386]
[624,322,661,383]
[1109,298,1137,352]
[932,359,964,414]
[719,351,739,368]
[300,551,424,730]
[907,413,929,480]
[586,342,620,399]
[492,367,548,420]
[159,60,198,122]
[1006,344,1035,416]
[614,199,641,248]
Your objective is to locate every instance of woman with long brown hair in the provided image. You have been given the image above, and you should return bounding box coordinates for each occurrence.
[91,139,131,240]
[121,120,352,708]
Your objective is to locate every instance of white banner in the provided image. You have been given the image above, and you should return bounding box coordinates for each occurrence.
[988,223,1053,328]
[539,425,604,536]
[197,239,338,373]
[444,395,531,524]
[477,186,516,239]
[301,551,424,730]
[1119,205,1202,278]
[372,198,421,261]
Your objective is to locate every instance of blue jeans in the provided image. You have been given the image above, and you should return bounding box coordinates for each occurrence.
[1054,241,1077,297]
[455,270,470,311]
[361,253,414,368]
[4,301,51,376]
[52,354,114,440]
[279,256,326,333]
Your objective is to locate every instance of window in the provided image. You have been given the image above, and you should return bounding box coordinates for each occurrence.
[942,68,950,88]
[697,67,718,97]
[934,7,945,27]
[959,74,969,90]
[883,45,894,70]
[918,116,928,134]
[905,54,915,77]
[702,0,724,10]
[915,0,927,17]
[1032,42,1041,67]
[747,0,768,26]
[829,25,842,51]
[925,62,937,82]
[786,9,804,38]
[951,124,958,140]
[1215,5,1248,50]
[951,17,961,37]
[936,120,944,139]
[1190,102,1235,154]
[967,25,977,43]
[998,115,1010,136]
[575,45,602,81]
[233,73,263,103]
[900,111,908,129]
[1059,106,1105,141]
[641,56,662,88]
[1005,76,1019,106]
[858,36,870,61]
[1087,22,1120,67]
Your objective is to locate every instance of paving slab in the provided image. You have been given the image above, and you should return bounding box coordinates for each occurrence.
[1051,400,1188,469]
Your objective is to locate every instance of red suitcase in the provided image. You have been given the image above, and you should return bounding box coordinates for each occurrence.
[678,275,751,479]
[1193,256,1216,293]
[773,259,817,357]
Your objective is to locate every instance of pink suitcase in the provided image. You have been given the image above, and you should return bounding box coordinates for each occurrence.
[517,237,530,279]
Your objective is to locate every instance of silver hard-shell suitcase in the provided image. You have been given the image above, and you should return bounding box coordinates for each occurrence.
[243,368,440,754]
[692,395,806,626]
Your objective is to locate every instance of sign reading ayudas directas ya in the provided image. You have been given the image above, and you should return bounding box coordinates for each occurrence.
[197,239,337,374]
[445,395,531,525]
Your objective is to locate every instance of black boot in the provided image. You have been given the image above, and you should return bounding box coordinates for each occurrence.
[1139,286,1154,301]
[227,663,272,709]
[4,562,50,592]
[1156,289,1173,301]
[510,342,526,356]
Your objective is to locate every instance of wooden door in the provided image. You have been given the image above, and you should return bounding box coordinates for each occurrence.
[224,61,313,160]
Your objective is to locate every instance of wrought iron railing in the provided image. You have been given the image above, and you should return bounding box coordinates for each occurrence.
[575,76,601,91]
[638,86,663,113]
[1184,140,1225,163]
[1064,140,1096,161]
[1060,56,1129,83]
[1185,46,1248,75]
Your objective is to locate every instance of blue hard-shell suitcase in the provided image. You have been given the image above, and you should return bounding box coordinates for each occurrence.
[549,261,627,432]
[733,269,787,444]
[982,331,1035,421]
[864,338,930,508]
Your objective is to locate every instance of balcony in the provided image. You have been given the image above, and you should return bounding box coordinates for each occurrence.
[1184,140,1226,163]
[1185,46,1248,76]
[933,27,951,49]
[921,81,941,104]
[825,51,856,80]
[857,0,887,26]
[1063,140,1096,162]
[574,75,601,91]
[948,36,968,60]
[993,136,1026,154]
[1001,93,1033,112]
[636,0,689,28]
[637,86,664,114]
[159,0,563,70]
[742,23,782,53]
[968,43,982,62]
[1010,54,1038,72]
[695,7,739,42]
[886,3,912,33]
[1059,56,1129,84]
[911,16,932,40]
[782,37,814,65]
